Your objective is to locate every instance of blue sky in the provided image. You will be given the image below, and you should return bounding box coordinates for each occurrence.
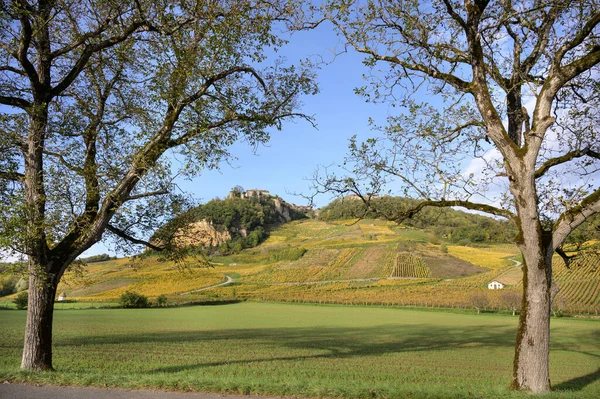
[174,23,387,207]
[83,22,393,257]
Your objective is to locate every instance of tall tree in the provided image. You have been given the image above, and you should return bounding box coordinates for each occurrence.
[309,0,599,393]
[0,0,316,371]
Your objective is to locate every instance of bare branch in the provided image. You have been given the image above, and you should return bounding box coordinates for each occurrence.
[125,189,169,201]
[106,224,164,251]
[390,199,516,223]
[554,12,600,67]
[555,247,574,269]
[0,170,24,182]
[520,4,562,75]
[328,19,473,93]
[0,65,27,76]
[553,187,600,249]
[535,147,600,179]
[0,95,31,110]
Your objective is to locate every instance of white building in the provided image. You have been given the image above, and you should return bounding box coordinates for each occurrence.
[487,280,505,290]
[58,292,67,302]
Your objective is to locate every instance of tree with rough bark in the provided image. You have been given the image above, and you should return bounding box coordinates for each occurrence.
[0,0,316,372]
[307,0,600,393]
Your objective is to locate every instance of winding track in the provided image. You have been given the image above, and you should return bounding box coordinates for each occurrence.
[178,275,234,295]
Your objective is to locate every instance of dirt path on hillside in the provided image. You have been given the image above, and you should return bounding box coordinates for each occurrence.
[178,275,234,295]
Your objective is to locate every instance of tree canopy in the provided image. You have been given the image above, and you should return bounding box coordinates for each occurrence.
[0,0,316,371]
[307,0,600,393]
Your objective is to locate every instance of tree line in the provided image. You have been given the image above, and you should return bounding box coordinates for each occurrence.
[319,196,518,244]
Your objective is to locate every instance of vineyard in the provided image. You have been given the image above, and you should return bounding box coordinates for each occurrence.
[390,253,431,278]
[552,252,600,313]
[3,218,599,314]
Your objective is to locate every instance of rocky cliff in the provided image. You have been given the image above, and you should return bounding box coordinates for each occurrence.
[153,189,311,251]
[172,220,232,248]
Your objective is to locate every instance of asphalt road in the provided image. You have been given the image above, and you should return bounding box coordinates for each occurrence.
[0,383,285,399]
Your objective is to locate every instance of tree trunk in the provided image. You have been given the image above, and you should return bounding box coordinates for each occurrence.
[511,250,552,393]
[21,267,58,371]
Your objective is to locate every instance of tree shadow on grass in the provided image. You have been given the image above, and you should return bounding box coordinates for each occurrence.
[553,368,600,392]
[55,323,519,373]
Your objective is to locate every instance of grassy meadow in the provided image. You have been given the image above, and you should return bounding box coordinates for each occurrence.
[0,302,598,398]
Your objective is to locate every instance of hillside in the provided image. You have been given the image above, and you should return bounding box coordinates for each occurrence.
[319,196,518,244]
[151,188,308,253]
[4,218,597,314]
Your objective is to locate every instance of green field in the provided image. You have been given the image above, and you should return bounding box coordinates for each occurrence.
[1,302,598,398]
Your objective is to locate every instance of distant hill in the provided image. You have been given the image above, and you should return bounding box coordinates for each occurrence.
[318,196,518,244]
[77,254,117,263]
[151,189,309,253]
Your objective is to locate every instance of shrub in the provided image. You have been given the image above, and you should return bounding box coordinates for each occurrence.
[0,276,18,297]
[230,240,243,253]
[440,243,448,253]
[270,246,307,262]
[119,291,149,308]
[457,238,471,246]
[14,291,28,310]
[156,294,168,307]
[15,277,28,292]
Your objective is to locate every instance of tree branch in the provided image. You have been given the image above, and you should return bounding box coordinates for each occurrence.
[554,12,600,67]
[125,189,169,201]
[49,20,148,99]
[328,19,473,93]
[0,95,31,110]
[555,247,575,269]
[535,147,600,179]
[106,224,164,251]
[0,65,27,76]
[0,170,24,182]
[389,199,516,223]
[553,187,600,249]
[442,0,468,30]
[533,12,600,140]
[44,149,83,173]
[15,9,40,87]
[520,4,561,75]
[182,66,267,105]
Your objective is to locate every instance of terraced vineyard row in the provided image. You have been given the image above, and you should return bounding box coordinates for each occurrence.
[245,247,363,284]
[390,253,431,278]
[554,252,600,280]
[236,279,511,310]
[552,252,600,312]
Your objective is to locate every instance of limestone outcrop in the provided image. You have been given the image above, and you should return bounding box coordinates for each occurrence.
[172,220,231,248]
